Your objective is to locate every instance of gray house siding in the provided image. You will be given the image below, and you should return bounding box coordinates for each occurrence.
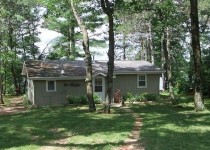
[33,80,86,106]
[113,74,160,96]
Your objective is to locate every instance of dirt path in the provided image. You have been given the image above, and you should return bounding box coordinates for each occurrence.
[117,106,144,150]
[0,96,26,115]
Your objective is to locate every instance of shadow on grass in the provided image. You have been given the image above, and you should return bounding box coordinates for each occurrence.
[131,100,210,150]
[0,106,134,149]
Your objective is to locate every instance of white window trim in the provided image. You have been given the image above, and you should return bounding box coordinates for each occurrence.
[46,80,56,92]
[137,74,147,88]
[93,77,104,92]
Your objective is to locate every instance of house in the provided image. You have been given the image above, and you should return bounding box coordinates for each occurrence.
[21,60,164,106]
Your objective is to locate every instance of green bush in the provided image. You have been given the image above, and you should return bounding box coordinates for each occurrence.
[93,93,101,104]
[80,96,88,105]
[122,92,134,102]
[123,92,159,103]
[66,95,88,105]
[142,93,159,101]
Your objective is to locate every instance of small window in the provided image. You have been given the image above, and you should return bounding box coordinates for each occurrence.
[94,78,103,92]
[137,75,147,88]
[46,80,56,92]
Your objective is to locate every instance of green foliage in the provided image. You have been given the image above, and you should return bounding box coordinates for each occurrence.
[0,0,41,96]
[123,92,159,103]
[142,93,160,101]
[66,95,88,105]
[42,0,105,60]
[93,93,102,104]
[80,96,88,105]
[122,92,133,102]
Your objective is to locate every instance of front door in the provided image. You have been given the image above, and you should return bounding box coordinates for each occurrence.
[93,77,105,101]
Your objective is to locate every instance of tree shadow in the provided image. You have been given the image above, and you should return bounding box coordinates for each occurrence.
[130,100,210,150]
[0,106,134,149]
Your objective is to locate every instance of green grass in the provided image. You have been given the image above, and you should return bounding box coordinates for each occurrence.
[0,106,134,150]
[131,97,210,150]
[2,94,210,150]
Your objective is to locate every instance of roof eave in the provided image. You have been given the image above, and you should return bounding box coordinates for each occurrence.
[28,76,85,80]
[114,71,165,74]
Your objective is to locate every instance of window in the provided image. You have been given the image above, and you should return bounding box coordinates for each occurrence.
[137,75,147,88]
[94,78,102,92]
[46,80,56,92]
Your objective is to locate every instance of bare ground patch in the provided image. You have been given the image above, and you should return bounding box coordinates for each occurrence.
[0,96,26,115]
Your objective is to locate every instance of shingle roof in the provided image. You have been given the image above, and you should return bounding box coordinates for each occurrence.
[23,60,163,78]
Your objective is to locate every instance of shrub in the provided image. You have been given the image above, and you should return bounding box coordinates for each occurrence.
[93,93,101,104]
[142,93,159,101]
[122,92,134,102]
[66,95,88,105]
[134,95,144,102]
[80,96,88,105]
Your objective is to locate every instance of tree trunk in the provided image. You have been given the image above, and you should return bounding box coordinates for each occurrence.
[70,26,76,59]
[148,23,154,64]
[67,26,76,60]
[70,0,96,112]
[163,28,174,100]
[122,33,126,60]
[0,49,4,103]
[106,15,115,114]
[11,63,19,95]
[190,0,204,111]
[100,0,115,114]
[0,74,4,104]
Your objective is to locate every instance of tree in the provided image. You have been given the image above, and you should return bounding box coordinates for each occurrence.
[69,0,96,112]
[0,59,3,104]
[42,0,78,60]
[0,0,41,95]
[100,0,115,113]
[190,0,205,111]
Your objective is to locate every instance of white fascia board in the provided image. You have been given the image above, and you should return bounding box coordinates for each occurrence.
[28,76,85,80]
[114,71,165,75]
[93,73,106,78]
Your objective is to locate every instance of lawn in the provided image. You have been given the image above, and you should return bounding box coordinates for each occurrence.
[1,95,210,150]
[131,96,210,150]
[0,105,134,150]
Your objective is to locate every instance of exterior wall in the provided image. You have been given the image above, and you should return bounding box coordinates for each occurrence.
[33,80,86,106]
[30,74,160,106]
[113,74,161,96]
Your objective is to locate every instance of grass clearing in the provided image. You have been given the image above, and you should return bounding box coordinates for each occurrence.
[131,96,210,150]
[0,105,134,150]
[1,94,210,150]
